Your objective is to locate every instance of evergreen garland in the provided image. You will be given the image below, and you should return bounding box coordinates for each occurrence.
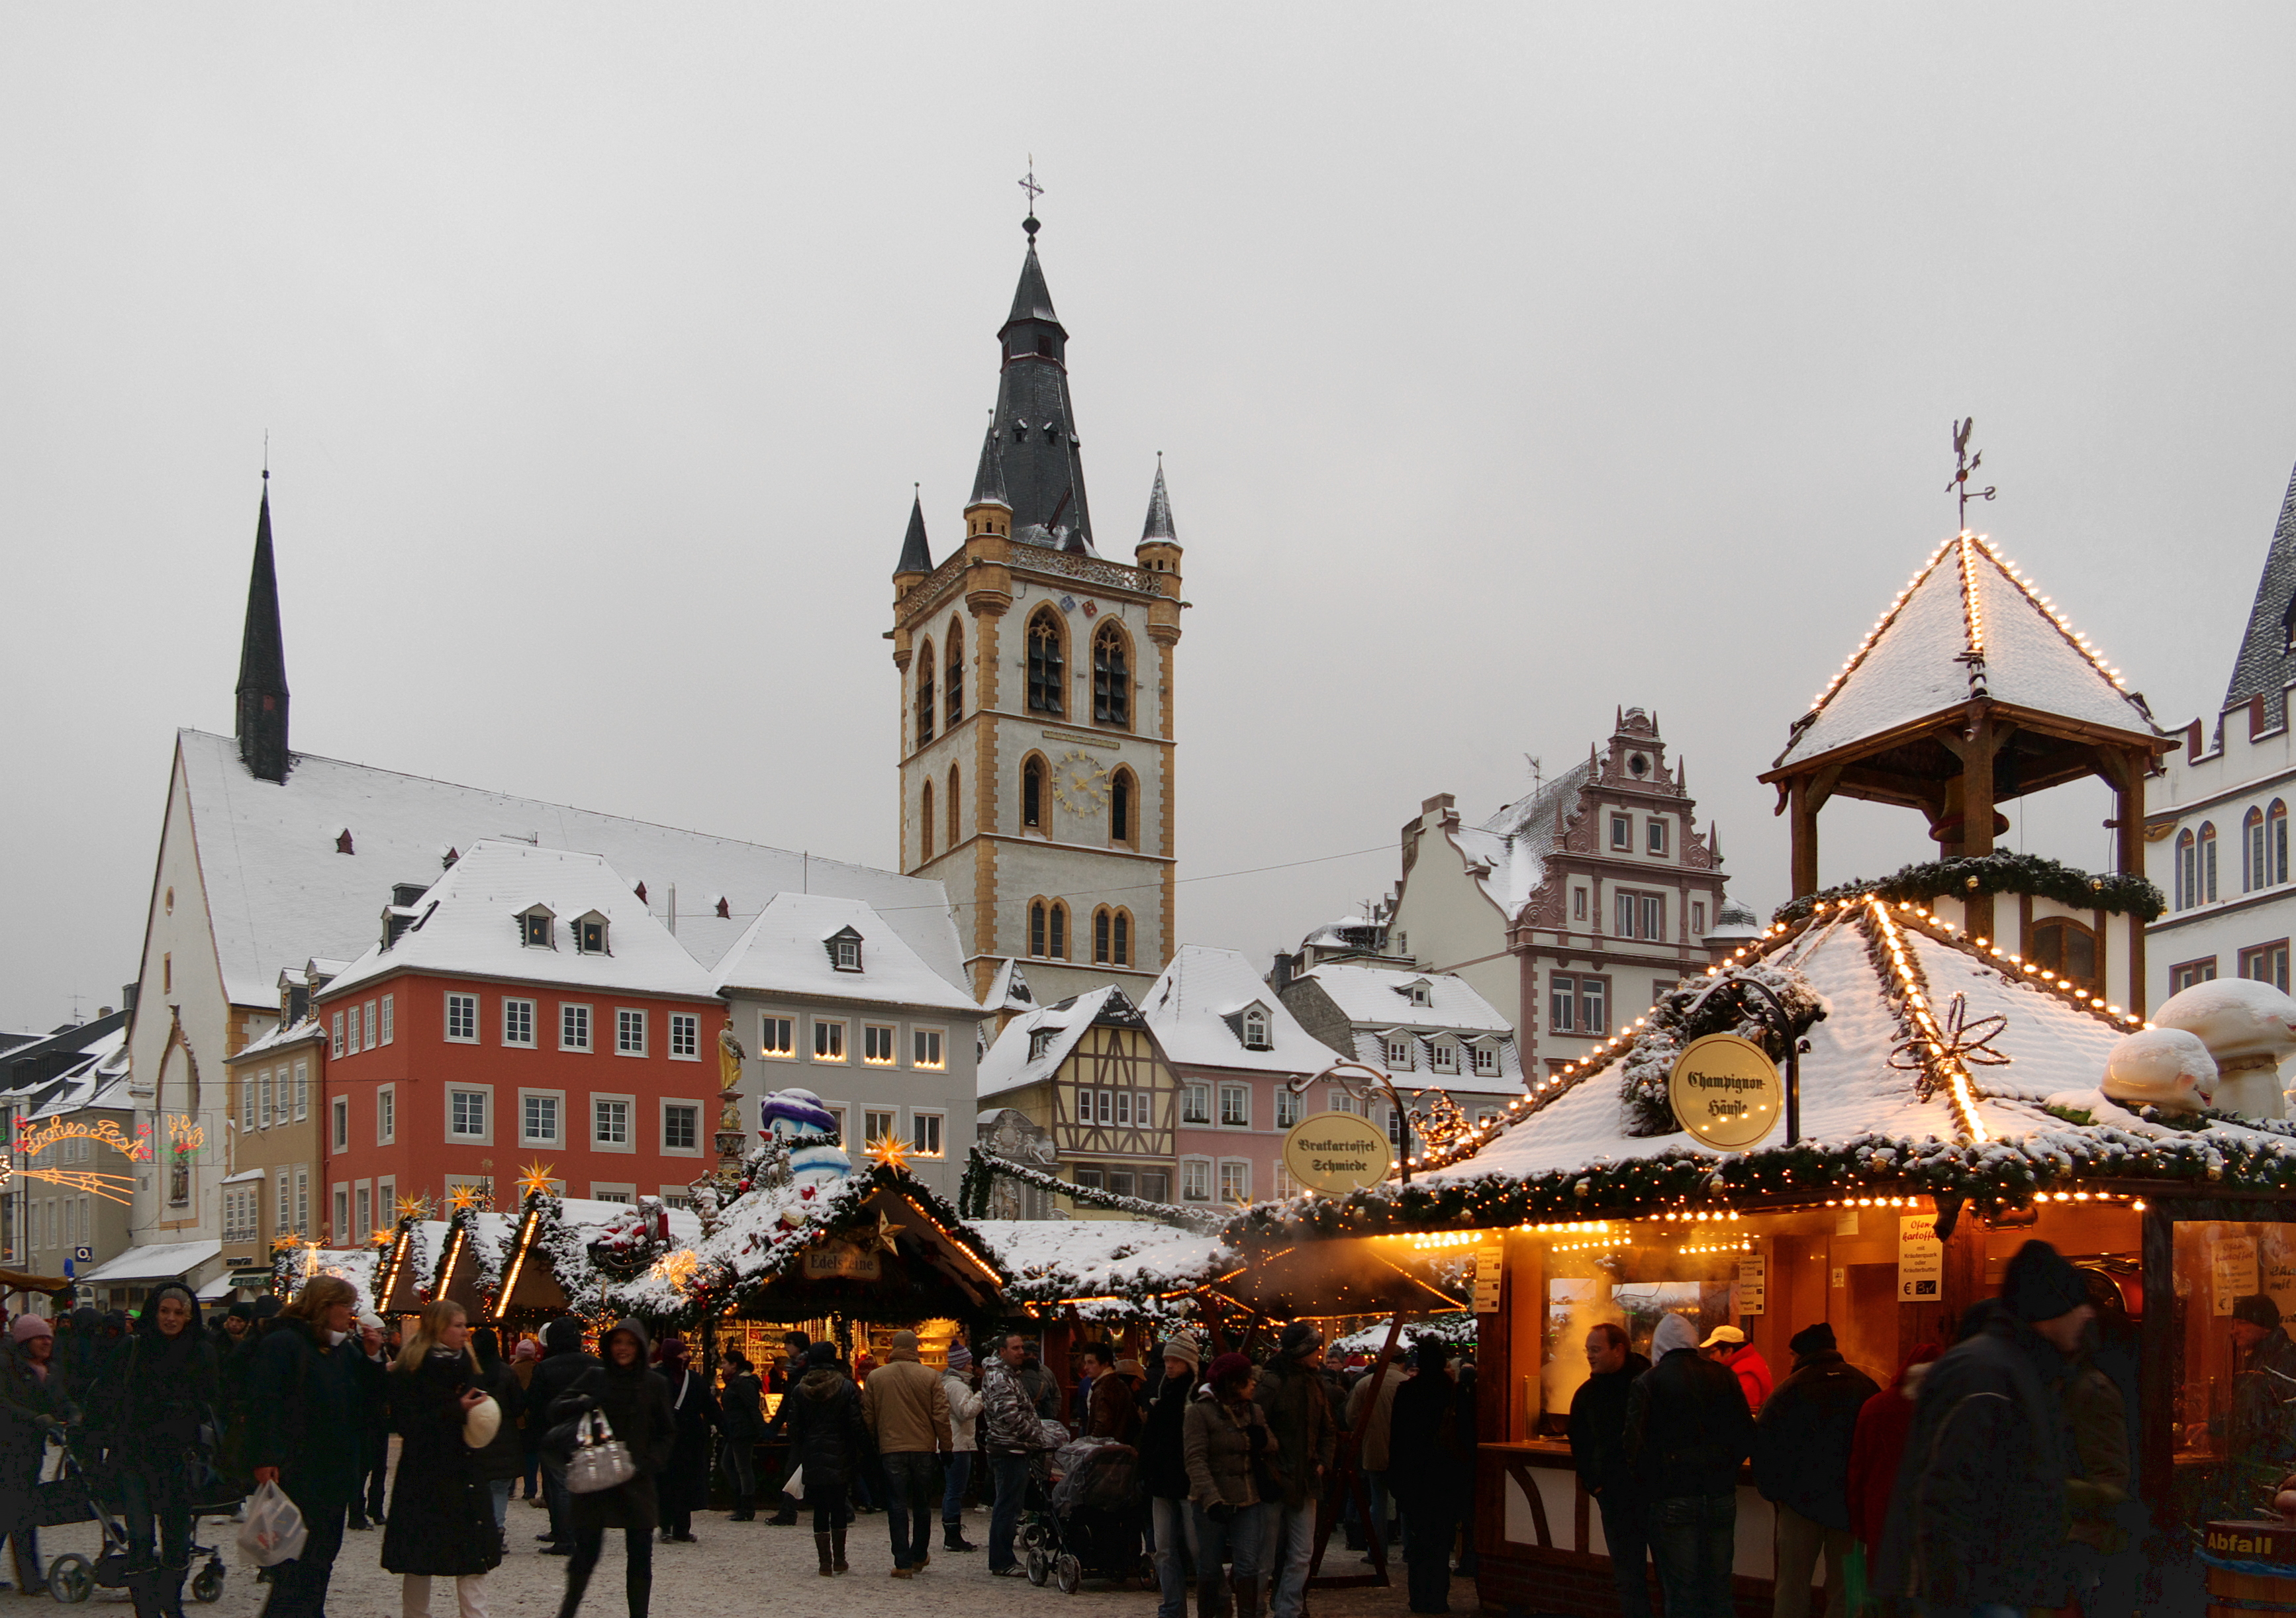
[964,1148,1223,1232]
[1618,961,1827,1136]
[1773,852,2164,926]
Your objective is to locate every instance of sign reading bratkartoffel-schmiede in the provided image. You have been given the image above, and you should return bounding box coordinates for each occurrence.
[1281,1112,1394,1194]
[1668,1033,1784,1149]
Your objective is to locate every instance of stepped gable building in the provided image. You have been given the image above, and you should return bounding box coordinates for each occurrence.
[1382,708,1733,1074]
[2149,461,2296,999]
[126,485,972,1270]
[890,212,1184,1010]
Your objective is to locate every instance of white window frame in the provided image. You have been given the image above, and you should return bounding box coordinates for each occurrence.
[445,1084,491,1145]
[1217,1158,1252,1204]
[910,1110,945,1158]
[1384,1038,1413,1071]
[295,1167,309,1235]
[445,992,478,1045]
[356,1183,372,1239]
[659,1098,702,1157]
[332,1185,348,1245]
[561,1003,593,1053]
[379,994,395,1045]
[345,1008,361,1057]
[518,1088,565,1149]
[759,1013,796,1059]
[377,1082,397,1146]
[331,1094,349,1151]
[1611,814,1632,850]
[1182,1083,1212,1125]
[1218,1084,1251,1128]
[669,1012,700,1060]
[363,1001,377,1049]
[241,1073,256,1133]
[862,1023,898,1066]
[591,1093,636,1153]
[1241,1008,1271,1050]
[615,1008,647,1057]
[812,1018,847,1063]
[503,998,536,1048]
[331,1012,346,1057]
[1431,1041,1459,1074]
[862,1107,899,1150]
[1325,1087,1357,1115]
[258,1069,273,1129]
[588,1183,636,1204]
[1647,818,1668,855]
[294,1059,309,1121]
[912,1026,946,1070]
[1275,1088,1302,1128]
[1472,1042,1500,1076]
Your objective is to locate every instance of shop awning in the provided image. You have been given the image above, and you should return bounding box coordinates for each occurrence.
[80,1241,222,1286]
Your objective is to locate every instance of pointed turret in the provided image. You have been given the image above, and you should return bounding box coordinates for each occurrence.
[1135,455,1185,646]
[1140,456,1177,543]
[234,476,291,783]
[892,490,932,582]
[2223,460,2296,728]
[969,425,1009,510]
[986,218,1094,555]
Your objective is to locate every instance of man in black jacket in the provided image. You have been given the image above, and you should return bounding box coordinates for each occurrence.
[1568,1323,1653,1618]
[1752,1323,1878,1618]
[528,1317,602,1554]
[1624,1313,1754,1618]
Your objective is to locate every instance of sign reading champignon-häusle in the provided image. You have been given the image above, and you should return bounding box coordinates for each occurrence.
[1280,1111,1394,1194]
[1668,1033,1784,1149]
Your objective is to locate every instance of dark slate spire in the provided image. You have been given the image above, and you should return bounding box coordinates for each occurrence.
[969,424,1010,509]
[1140,455,1176,543]
[893,488,932,577]
[234,475,291,783]
[2223,460,2296,728]
[989,218,1094,555]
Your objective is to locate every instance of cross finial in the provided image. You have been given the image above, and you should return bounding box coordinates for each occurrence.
[1947,416,1996,529]
[1019,158,1042,241]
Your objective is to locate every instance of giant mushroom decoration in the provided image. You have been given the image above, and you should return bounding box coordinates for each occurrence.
[2154,978,2296,1120]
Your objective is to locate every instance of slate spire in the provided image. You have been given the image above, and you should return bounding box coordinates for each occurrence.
[1140,455,1176,543]
[234,473,291,783]
[988,216,1094,555]
[969,424,1010,509]
[2223,459,2296,728]
[893,487,932,578]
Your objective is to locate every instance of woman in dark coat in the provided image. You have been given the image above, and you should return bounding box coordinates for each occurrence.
[382,1300,501,1618]
[90,1281,218,1618]
[653,1338,720,1543]
[468,1329,526,1545]
[779,1341,869,1577]
[549,1319,676,1618]
[0,1317,69,1595]
[249,1276,379,1618]
[717,1351,767,1520]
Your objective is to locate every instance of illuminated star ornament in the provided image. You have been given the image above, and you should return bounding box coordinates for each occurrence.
[448,1184,483,1214]
[394,1191,433,1221]
[865,1134,911,1176]
[1888,990,2012,1076]
[517,1161,558,1200]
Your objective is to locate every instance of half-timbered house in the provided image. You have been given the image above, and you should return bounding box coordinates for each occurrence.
[975,986,1180,1215]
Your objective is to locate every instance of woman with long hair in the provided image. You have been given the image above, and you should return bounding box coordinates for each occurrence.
[90,1281,218,1618]
[1183,1353,1271,1618]
[250,1275,379,1618]
[548,1318,675,1618]
[383,1301,501,1618]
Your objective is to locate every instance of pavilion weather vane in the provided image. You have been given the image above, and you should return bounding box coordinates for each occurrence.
[1020,158,1042,239]
[1948,417,1996,529]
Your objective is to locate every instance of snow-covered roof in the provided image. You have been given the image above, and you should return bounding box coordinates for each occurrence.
[229,1018,325,1061]
[17,1032,132,1121]
[171,728,965,1008]
[324,841,722,1002]
[1445,759,1596,918]
[1706,901,1764,940]
[973,1217,1228,1317]
[1292,963,1513,1036]
[1141,946,1334,1074]
[977,986,1135,1100]
[83,1239,223,1283]
[711,892,982,1012]
[982,959,1037,1012]
[1774,533,2161,773]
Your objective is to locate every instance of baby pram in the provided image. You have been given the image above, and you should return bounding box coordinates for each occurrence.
[36,1425,233,1605]
[1024,1439,1147,1594]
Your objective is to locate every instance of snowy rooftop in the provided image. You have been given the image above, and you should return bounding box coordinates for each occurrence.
[83,1239,223,1284]
[973,1217,1229,1313]
[1774,534,2160,773]
[711,892,983,1013]
[324,841,722,1002]
[1448,759,1596,919]
[230,1017,325,1061]
[1292,963,1514,1035]
[977,985,1135,1100]
[19,1034,132,1121]
[1141,946,1335,1075]
[172,728,965,1008]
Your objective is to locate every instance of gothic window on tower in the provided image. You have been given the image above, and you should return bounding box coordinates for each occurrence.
[1092,622,1131,730]
[947,764,961,850]
[1049,900,1069,960]
[1031,900,1047,959]
[1094,907,1112,965]
[1023,756,1047,830]
[921,783,935,861]
[916,638,935,746]
[1111,768,1135,847]
[946,623,964,727]
[1113,910,1130,967]
[1027,608,1066,716]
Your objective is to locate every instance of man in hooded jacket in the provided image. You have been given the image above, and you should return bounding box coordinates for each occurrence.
[1625,1313,1754,1618]
[1878,1240,2091,1618]
[1752,1322,1878,1618]
[1256,1322,1337,1618]
[528,1317,602,1554]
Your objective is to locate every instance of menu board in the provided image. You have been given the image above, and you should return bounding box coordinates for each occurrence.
[1897,1212,1944,1303]
[2215,1236,2260,1317]
[1736,1253,1766,1316]
[1472,1241,1504,1314]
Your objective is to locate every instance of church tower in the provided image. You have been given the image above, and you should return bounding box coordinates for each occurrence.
[891,214,1184,1005]
[235,473,291,783]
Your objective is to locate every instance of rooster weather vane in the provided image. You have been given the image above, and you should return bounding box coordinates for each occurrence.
[1948,418,1997,528]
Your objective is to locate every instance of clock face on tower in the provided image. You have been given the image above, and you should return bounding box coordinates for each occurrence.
[1051,749,1110,816]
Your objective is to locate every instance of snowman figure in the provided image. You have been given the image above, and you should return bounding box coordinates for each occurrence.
[2099,1027,2217,1116]
[759,1088,849,1225]
[2154,978,2296,1120]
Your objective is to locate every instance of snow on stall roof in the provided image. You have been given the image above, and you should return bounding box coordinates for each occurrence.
[1774,536,2158,772]
[712,892,984,1013]
[1293,963,1513,1035]
[973,1217,1228,1310]
[83,1240,223,1283]
[173,729,966,1008]
[324,842,720,1002]
[1142,947,1333,1074]
[978,986,1129,1100]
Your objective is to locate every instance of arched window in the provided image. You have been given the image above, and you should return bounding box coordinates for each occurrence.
[2248,807,2266,892]
[2201,822,2220,904]
[1022,756,1046,830]
[920,782,934,861]
[947,764,961,850]
[1049,900,1068,960]
[945,622,965,727]
[1029,900,1048,959]
[1094,906,1112,965]
[2030,916,2100,994]
[2177,828,2197,910]
[1092,622,1131,729]
[1110,768,1135,847]
[1112,910,1130,967]
[1026,608,1065,716]
[915,638,935,746]
[2274,801,2289,886]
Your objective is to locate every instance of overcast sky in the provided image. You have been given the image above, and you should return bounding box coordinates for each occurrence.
[6,7,2296,1030]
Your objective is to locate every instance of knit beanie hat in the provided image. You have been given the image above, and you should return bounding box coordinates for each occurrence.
[1788,1322,1837,1356]
[2003,1240,2089,1323]
[1206,1351,1253,1388]
[806,1341,837,1366]
[945,1343,973,1371]
[2236,1293,2283,1331]
[1159,1334,1201,1370]
[9,1315,52,1345]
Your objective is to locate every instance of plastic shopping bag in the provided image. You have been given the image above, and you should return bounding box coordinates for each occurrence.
[236,1481,309,1567]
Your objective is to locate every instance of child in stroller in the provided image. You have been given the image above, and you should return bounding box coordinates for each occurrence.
[35,1423,233,1605]
[1019,1439,1149,1594]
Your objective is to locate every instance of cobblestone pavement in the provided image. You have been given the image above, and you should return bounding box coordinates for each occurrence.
[24,1496,1439,1618]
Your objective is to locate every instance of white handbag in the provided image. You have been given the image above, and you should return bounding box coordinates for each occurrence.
[462,1393,502,1450]
[564,1407,636,1495]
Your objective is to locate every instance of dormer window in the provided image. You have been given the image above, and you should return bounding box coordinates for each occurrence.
[1241,1006,1272,1051]
[1029,1029,1056,1061]
[824,926,865,973]
[1431,1041,1459,1074]
[518,906,556,949]
[1402,980,1432,1008]
[573,912,610,955]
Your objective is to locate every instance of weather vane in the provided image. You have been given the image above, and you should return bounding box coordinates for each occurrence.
[1948,417,1996,529]
[1020,158,1042,239]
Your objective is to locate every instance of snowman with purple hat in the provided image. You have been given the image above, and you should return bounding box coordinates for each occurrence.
[758,1087,851,1226]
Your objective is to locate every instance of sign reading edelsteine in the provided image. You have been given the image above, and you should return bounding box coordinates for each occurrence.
[1668,1033,1784,1149]
[1281,1112,1394,1195]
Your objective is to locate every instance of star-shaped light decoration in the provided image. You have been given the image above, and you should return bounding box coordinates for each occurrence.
[448,1183,483,1214]
[270,1234,299,1253]
[394,1191,432,1221]
[516,1161,558,1200]
[1888,990,2011,1097]
[865,1133,911,1176]
[852,1206,907,1255]
[370,1228,397,1247]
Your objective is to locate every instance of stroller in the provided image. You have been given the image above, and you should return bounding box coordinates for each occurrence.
[1022,1439,1148,1594]
[36,1425,233,1605]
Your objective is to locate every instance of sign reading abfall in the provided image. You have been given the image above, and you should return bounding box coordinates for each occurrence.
[1736,1253,1766,1315]
[1668,1033,1784,1149]
[1281,1112,1394,1195]
[801,1240,881,1282]
[1897,1212,1944,1303]
[1472,1241,1504,1314]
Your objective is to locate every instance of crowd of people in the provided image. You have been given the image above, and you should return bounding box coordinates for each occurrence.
[0,1281,1487,1618]
[1566,1238,2144,1618]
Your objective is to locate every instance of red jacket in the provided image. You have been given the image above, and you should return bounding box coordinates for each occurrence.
[1846,1356,1935,1550]
[1719,1345,1773,1415]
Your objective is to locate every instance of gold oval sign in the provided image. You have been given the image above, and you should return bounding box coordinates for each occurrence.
[1668,1033,1783,1149]
[1281,1111,1394,1194]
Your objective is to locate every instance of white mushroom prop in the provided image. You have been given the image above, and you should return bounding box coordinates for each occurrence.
[2099,1027,2217,1116]
[2154,978,2296,1121]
